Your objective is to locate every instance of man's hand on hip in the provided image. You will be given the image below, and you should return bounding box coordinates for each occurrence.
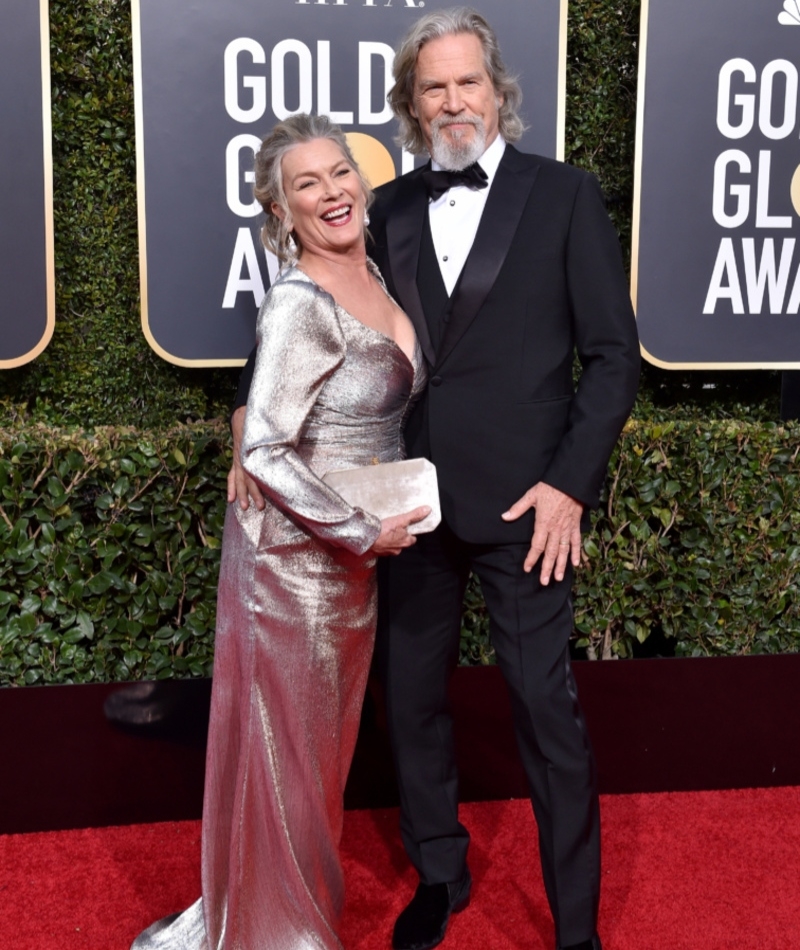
[502,482,582,585]
[227,406,266,511]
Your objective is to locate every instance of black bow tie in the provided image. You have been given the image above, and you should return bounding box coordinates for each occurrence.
[422,163,488,201]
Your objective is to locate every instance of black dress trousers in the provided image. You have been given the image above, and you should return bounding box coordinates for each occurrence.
[377,521,600,948]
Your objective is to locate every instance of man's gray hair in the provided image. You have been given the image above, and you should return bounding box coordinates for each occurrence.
[388,7,526,156]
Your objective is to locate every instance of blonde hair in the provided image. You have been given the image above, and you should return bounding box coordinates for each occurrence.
[253,114,373,265]
[389,7,526,155]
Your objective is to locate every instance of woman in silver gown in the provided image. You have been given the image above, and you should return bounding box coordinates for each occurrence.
[131,115,427,950]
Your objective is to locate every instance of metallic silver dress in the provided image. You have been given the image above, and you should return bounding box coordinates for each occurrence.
[132,265,424,950]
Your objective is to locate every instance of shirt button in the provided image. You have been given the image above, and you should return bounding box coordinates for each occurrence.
[450,200,455,206]
[442,255,448,262]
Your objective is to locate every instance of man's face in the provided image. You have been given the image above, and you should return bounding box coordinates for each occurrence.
[410,32,502,171]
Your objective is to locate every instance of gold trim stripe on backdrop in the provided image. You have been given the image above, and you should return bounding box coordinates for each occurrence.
[1,0,55,369]
[133,0,570,368]
[556,0,567,162]
[131,0,243,368]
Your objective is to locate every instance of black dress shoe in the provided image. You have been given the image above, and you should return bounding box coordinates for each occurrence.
[392,868,472,950]
[559,935,602,950]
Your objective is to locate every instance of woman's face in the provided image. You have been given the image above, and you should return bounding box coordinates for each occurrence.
[275,138,366,258]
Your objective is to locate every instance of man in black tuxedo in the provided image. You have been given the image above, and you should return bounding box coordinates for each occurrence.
[372,11,639,950]
[231,9,639,950]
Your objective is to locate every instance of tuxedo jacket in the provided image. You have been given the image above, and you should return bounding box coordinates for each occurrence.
[367,145,640,544]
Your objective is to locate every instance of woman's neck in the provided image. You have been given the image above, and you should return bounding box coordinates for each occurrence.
[297,244,370,286]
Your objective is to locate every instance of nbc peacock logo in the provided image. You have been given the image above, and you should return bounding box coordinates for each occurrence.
[779,0,800,25]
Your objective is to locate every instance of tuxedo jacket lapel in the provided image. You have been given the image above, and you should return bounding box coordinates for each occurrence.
[436,147,539,369]
[384,172,436,365]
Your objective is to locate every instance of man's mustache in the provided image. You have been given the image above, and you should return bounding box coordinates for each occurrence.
[432,114,483,130]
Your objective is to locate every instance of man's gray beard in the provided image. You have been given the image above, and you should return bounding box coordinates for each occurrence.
[429,116,487,171]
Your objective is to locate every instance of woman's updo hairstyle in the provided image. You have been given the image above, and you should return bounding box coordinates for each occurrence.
[253,113,372,266]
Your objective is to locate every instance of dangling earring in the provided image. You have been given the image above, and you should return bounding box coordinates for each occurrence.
[284,231,298,266]
[363,211,370,227]
[278,216,298,269]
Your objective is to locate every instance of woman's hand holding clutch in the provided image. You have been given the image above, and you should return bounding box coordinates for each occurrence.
[371,506,431,556]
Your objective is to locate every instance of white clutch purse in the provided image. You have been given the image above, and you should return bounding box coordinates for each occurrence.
[322,458,441,535]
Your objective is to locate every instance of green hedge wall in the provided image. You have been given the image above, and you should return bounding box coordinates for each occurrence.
[463,419,800,664]
[3,419,800,686]
[0,424,227,685]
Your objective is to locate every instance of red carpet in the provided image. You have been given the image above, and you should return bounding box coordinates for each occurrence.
[2,788,799,949]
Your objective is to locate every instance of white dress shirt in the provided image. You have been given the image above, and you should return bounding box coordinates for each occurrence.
[428,135,506,296]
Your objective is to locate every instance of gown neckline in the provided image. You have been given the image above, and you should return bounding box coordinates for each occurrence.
[290,263,420,373]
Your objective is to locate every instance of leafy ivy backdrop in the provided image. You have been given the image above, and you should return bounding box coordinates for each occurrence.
[0,0,796,684]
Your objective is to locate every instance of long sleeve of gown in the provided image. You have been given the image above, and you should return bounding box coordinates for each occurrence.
[241,275,382,556]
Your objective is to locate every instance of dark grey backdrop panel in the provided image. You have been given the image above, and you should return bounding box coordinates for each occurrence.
[635,0,800,367]
[0,0,52,367]
[135,0,564,365]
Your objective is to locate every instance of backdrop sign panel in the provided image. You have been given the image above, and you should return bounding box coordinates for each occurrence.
[132,0,566,366]
[0,0,54,368]
[634,0,800,368]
